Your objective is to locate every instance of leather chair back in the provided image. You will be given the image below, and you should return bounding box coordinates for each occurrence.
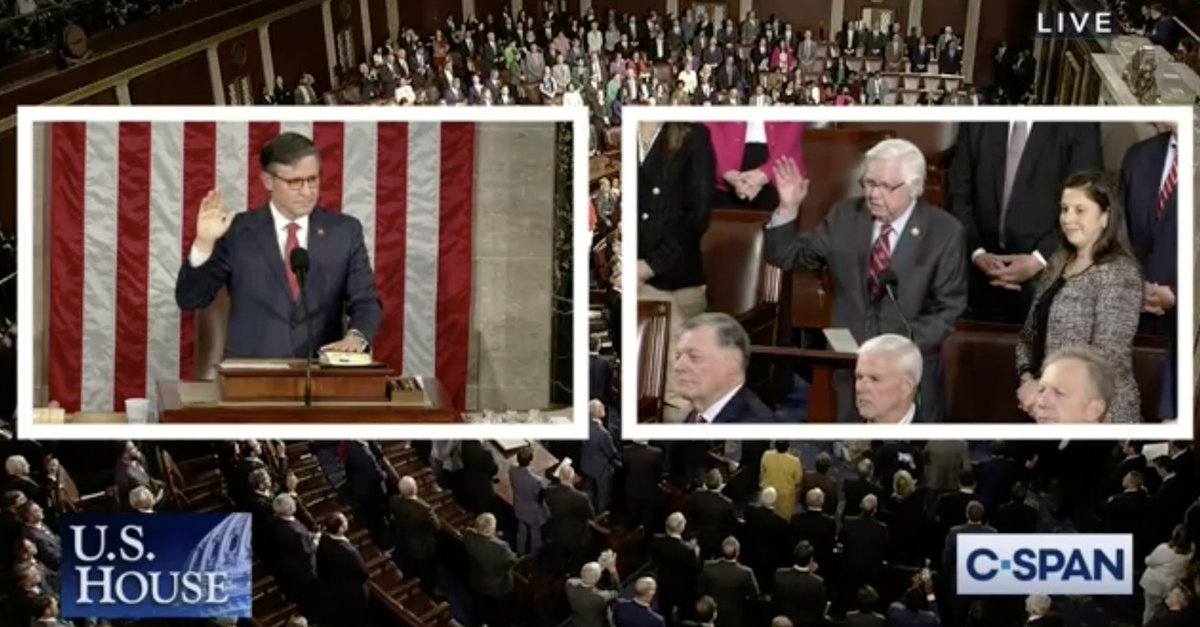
[701,209,781,318]
[193,288,230,381]
[637,300,671,421]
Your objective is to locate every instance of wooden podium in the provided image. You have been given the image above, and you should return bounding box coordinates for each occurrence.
[156,360,458,423]
[750,345,858,423]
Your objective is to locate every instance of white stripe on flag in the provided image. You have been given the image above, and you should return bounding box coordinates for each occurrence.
[81,122,119,412]
[146,121,184,403]
[280,121,313,138]
[215,122,249,214]
[403,123,439,377]
[341,122,377,269]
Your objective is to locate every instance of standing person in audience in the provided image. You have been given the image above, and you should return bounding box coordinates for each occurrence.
[342,440,390,546]
[699,537,760,627]
[582,400,620,513]
[614,577,666,627]
[270,494,321,619]
[1141,524,1194,624]
[458,439,499,513]
[1014,173,1143,423]
[509,447,547,555]
[651,512,701,625]
[1121,121,1178,420]
[622,440,664,533]
[942,501,996,625]
[566,551,621,627]
[463,513,518,627]
[705,121,805,211]
[790,488,837,574]
[947,121,1103,323]
[686,470,738,560]
[843,459,886,519]
[390,475,440,596]
[840,495,890,604]
[764,141,966,423]
[316,513,369,627]
[760,440,802,520]
[741,487,791,592]
[1032,347,1117,423]
[637,121,716,422]
[772,540,826,627]
[545,464,596,574]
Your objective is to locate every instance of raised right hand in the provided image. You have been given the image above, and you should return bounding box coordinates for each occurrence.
[772,155,809,220]
[194,189,232,252]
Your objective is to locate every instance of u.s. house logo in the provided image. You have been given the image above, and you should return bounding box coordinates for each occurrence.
[61,513,251,619]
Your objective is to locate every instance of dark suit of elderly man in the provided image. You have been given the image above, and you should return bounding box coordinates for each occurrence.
[763,140,967,422]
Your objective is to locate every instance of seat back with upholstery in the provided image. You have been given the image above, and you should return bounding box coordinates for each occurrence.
[700,209,781,322]
[193,288,231,381]
[637,300,671,421]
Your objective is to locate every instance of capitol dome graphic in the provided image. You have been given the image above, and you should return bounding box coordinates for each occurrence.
[182,514,252,616]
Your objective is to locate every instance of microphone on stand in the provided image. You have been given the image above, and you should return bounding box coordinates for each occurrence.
[878,267,914,341]
[289,247,314,408]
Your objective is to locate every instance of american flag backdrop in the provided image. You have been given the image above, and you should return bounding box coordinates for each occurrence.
[47,120,476,414]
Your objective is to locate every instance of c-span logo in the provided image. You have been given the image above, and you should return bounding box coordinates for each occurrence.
[61,513,251,619]
[957,533,1132,595]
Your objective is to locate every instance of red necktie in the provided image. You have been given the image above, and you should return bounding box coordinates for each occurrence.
[1158,151,1177,220]
[284,222,300,300]
[868,222,893,296]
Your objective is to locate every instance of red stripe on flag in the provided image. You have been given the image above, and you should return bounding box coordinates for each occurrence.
[247,122,280,209]
[313,122,344,212]
[179,122,216,381]
[48,122,87,412]
[435,123,475,412]
[372,122,408,373]
[113,122,151,405]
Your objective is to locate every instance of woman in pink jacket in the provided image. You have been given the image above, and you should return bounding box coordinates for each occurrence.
[704,121,806,210]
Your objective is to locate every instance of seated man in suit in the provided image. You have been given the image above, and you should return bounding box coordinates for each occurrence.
[675,312,773,423]
[854,334,922,424]
[176,132,382,359]
[764,140,966,422]
[1032,346,1115,424]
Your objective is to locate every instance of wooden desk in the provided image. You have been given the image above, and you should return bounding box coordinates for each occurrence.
[155,380,460,423]
[750,345,858,423]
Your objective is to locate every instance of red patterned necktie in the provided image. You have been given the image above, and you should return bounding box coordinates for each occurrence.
[1158,151,1177,220]
[284,222,300,300]
[867,222,893,296]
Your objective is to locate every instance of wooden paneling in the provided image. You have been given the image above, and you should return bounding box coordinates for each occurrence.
[593,0,667,18]
[972,0,1039,86]
[270,5,331,93]
[845,0,910,30]
[476,0,512,21]
[921,0,968,42]
[367,0,391,48]
[74,89,120,105]
[216,30,265,105]
[397,0,453,34]
[128,52,215,105]
[754,0,832,35]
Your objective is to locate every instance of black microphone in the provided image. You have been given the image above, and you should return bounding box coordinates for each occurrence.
[879,267,914,341]
[289,247,314,408]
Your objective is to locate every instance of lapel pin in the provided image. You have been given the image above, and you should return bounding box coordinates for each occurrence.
[317,227,325,237]
[910,227,920,237]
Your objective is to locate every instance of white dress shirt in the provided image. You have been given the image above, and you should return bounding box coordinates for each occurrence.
[189,202,308,267]
[1160,135,1178,188]
[744,120,768,144]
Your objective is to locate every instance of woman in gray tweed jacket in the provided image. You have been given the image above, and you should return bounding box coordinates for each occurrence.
[1015,172,1144,423]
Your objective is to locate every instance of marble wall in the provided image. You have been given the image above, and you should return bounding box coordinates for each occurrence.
[466,122,558,410]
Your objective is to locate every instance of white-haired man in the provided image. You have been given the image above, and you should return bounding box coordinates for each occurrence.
[764,140,967,422]
[1033,346,1115,423]
[855,333,923,424]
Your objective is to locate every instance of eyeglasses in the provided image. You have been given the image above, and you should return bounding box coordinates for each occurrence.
[270,173,321,191]
[860,179,907,193]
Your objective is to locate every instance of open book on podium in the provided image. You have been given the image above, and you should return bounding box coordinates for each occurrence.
[153,356,457,423]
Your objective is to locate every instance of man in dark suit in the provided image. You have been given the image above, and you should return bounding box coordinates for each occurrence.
[176,132,381,358]
[935,469,977,538]
[389,475,440,595]
[458,440,499,513]
[544,465,596,574]
[946,121,1103,323]
[772,541,826,627]
[764,144,967,422]
[675,313,774,423]
[613,577,667,627]
[839,495,890,601]
[994,482,1038,533]
[802,453,840,515]
[790,489,837,570]
[342,440,389,544]
[582,401,621,513]
[941,501,996,625]
[509,447,546,555]
[315,513,369,627]
[699,537,760,627]
[843,458,886,519]
[650,512,702,625]
[463,513,519,627]
[1122,123,1178,419]
[18,502,60,571]
[268,494,320,618]
[622,441,664,533]
[685,470,739,560]
[740,487,791,592]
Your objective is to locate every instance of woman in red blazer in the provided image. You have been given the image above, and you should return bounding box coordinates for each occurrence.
[704,121,806,210]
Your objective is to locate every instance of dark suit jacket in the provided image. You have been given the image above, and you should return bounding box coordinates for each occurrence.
[942,523,997,576]
[844,611,886,627]
[994,500,1037,533]
[175,206,382,358]
[843,477,886,518]
[649,533,701,603]
[741,504,791,587]
[802,470,840,515]
[271,518,317,585]
[790,510,837,568]
[613,599,666,627]
[700,559,760,627]
[685,490,739,556]
[389,495,438,560]
[582,419,620,480]
[462,530,518,599]
[772,567,826,627]
[947,122,1102,261]
[343,441,387,503]
[840,514,890,584]
[1122,132,1177,337]
[316,536,369,623]
[638,123,715,290]
[623,442,664,504]
[710,386,775,423]
[544,484,595,548]
[459,440,499,511]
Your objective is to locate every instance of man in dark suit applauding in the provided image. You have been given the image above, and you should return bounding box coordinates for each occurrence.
[176,132,382,358]
[675,313,774,423]
[315,513,369,627]
[946,121,1102,323]
[764,141,967,422]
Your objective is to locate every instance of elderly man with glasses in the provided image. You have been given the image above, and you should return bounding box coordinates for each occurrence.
[176,132,381,359]
[762,138,967,422]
